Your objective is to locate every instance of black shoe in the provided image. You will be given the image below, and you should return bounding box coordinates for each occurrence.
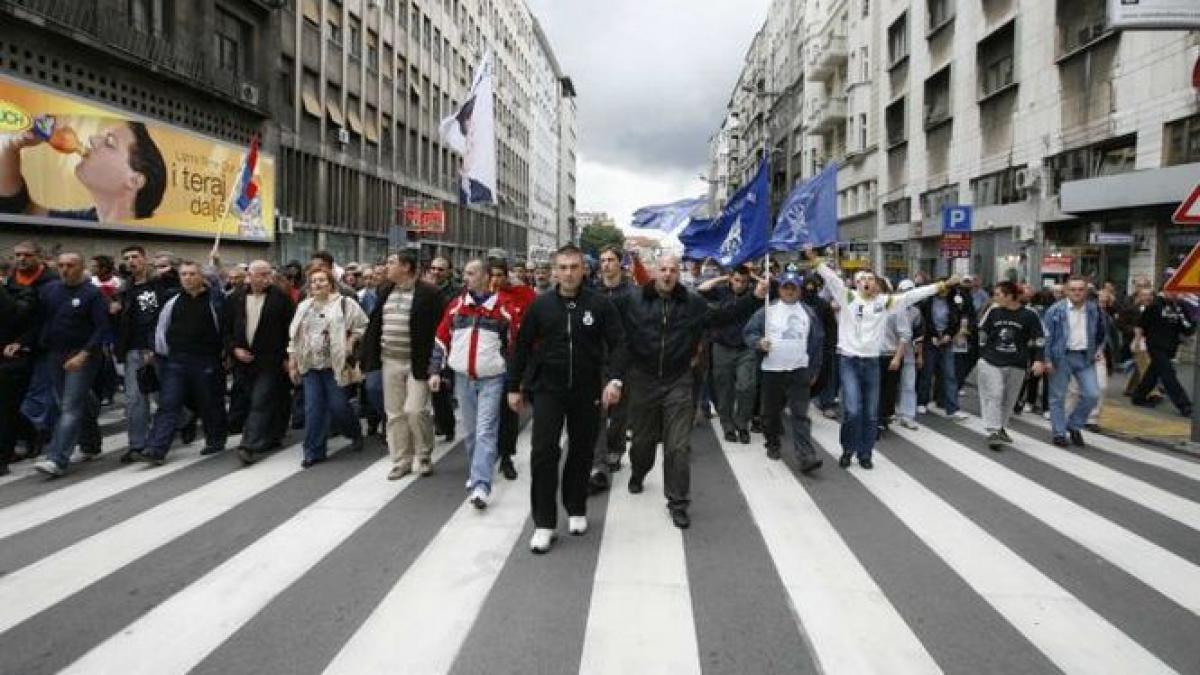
[348,437,364,452]
[442,428,456,442]
[135,451,165,466]
[838,451,853,468]
[179,424,197,445]
[79,443,102,458]
[799,457,823,474]
[200,446,225,456]
[264,440,283,451]
[628,474,644,494]
[366,422,379,436]
[291,418,305,430]
[0,463,9,476]
[1131,398,1159,408]
[859,458,874,470]
[750,418,763,433]
[1031,405,1043,415]
[724,429,737,442]
[119,448,142,464]
[1052,435,1069,447]
[1084,423,1101,432]
[766,445,781,460]
[228,425,244,435]
[997,428,1013,443]
[588,470,610,495]
[987,432,1004,451]
[238,447,257,465]
[1069,429,1085,447]
[300,456,325,469]
[499,456,518,481]
[670,509,690,529]
[737,429,750,444]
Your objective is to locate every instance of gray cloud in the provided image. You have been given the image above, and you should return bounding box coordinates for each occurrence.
[527,0,771,174]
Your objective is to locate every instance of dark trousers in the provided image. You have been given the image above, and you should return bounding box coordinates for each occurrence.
[498,398,519,459]
[879,355,901,423]
[0,363,32,466]
[147,353,228,458]
[1015,371,1048,411]
[432,367,456,436]
[592,395,628,474]
[760,367,816,462]
[530,386,602,528]
[627,368,694,511]
[228,364,252,433]
[240,365,292,452]
[1133,349,1191,413]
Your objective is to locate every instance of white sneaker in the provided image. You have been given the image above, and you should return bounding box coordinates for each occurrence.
[899,418,919,430]
[1042,411,1051,420]
[530,528,557,554]
[33,459,64,477]
[949,411,969,421]
[917,405,928,414]
[568,516,588,535]
[469,486,489,510]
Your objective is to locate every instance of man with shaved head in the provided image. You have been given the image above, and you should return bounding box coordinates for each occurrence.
[227,259,295,464]
[615,253,768,529]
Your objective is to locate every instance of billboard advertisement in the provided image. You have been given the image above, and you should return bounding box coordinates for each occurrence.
[1108,0,1200,30]
[0,73,274,241]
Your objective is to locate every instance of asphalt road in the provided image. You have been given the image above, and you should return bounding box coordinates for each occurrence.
[0,402,1198,674]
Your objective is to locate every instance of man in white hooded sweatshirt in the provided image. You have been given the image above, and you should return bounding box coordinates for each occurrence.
[805,247,958,469]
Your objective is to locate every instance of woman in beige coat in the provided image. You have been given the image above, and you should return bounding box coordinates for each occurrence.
[288,267,368,467]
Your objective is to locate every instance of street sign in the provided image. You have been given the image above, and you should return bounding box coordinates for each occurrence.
[1088,232,1134,245]
[1173,182,1200,225]
[1163,242,1200,293]
[1041,255,1073,275]
[942,205,973,233]
[940,232,971,259]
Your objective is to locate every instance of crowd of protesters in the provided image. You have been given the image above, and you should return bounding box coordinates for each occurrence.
[0,238,1193,554]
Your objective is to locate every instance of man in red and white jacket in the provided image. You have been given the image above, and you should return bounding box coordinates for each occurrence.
[429,259,517,509]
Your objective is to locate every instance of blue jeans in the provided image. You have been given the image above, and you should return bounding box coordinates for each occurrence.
[456,373,504,493]
[123,349,153,451]
[1048,351,1100,436]
[364,369,386,421]
[21,353,59,433]
[146,353,228,459]
[921,342,959,414]
[302,368,360,461]
[839,355,881,460]
[43,353,100,470]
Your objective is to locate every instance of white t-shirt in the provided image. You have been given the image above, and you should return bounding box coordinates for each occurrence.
[815,262,941,358]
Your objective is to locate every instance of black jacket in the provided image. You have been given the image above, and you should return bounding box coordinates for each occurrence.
[702,284,757,349]
[227,285,295,370]
[617,281,759,381]
[507,285,625,394]
[114,276,176,362]
[1140,296,1195,356]
[920,289,975,344]
[360,280,445,378]
[0,280,38,370]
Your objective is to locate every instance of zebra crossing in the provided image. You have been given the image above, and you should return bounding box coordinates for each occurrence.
[1,402,1198,674]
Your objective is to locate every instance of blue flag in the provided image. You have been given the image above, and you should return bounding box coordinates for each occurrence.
[630,196,706,232]
[678,160,770,267]
[770,163,838,251]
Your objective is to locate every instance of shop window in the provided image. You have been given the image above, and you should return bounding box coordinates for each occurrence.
[1164,114,1200,167]
[1044,134,1137,193]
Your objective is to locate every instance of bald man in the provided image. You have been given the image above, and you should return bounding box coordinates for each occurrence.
[227,260,296,464]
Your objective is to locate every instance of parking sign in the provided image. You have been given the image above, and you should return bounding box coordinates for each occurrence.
[942,205,973,233]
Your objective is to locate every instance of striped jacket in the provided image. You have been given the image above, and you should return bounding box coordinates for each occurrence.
[430,290,513,380]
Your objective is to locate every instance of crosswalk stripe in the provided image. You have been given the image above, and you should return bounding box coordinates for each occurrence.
[0,436,351,635]
[61,440,454,675]
[715,434,941,674]
[811,416,1173,673]
[1011,412,1200,482]
[957,415,1200,533]
[323,430,533,674]
[579,449,702,675]
[893,418,1200,616]
[0,435,241,541]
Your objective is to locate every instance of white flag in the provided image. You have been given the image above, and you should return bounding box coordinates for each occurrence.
[439,50,497,206]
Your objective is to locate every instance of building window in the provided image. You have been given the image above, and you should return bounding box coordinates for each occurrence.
[129,0,166,37]
[280,56,296,127]
[327,1,342,44]
[1164,114,1200,167]
[862,0,869,17]
[923,65,951,130]
[858,113,868,150]
[367,30,379,71]
[883,196,910,225]
[977,21,1016,100]
[971,166,1026,206]
[887,13,908,68]
[348,15,362,57]
[860,46,870,82]
[886,97,906,148]
[927,0,954,32]
[213,7,250,77]
[920,183,959,222]
[1044,134,1137,194]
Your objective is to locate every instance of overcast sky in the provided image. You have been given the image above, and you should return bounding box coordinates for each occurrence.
[526,0,772,230]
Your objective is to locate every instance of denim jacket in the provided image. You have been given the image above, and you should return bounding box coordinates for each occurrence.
[1042,299,1106,364]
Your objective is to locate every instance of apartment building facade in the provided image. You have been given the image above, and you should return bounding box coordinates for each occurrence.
[713,0,1200,290]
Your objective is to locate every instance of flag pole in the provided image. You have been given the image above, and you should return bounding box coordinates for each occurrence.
[211,142,253,263]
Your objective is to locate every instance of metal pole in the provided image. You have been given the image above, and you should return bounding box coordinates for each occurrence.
[1191,334,1200,443]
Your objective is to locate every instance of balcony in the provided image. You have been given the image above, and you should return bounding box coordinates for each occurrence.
[814,96,847,133]
[3,0,267,113]
[808,33,847,81]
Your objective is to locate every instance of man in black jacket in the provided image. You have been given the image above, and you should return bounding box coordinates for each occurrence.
[918,282,974,420]
[0,275,39,475]
[508,244,625,554]
[588,244,638,492]
[698,266,758,445]
[617,255,766,529]
[228,260,296,464]
[1131,290,1195,416]
[361,249,445,479]
[428,256,458,441]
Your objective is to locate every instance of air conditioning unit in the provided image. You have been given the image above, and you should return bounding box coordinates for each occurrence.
[1015,167,1041,191]
[1011,222,1036,242]
[238,83,260,106]
[336,127,350,145]
[277,215,294,234]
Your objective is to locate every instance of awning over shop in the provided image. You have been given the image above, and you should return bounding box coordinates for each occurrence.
[1061,162,1200,213]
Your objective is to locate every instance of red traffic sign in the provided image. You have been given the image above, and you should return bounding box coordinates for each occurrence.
[1173,181,1200,225]
[1164,242,1200,293]
[940,232,971,259]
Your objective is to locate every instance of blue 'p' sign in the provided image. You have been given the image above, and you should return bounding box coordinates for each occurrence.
[942,205,973,233]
